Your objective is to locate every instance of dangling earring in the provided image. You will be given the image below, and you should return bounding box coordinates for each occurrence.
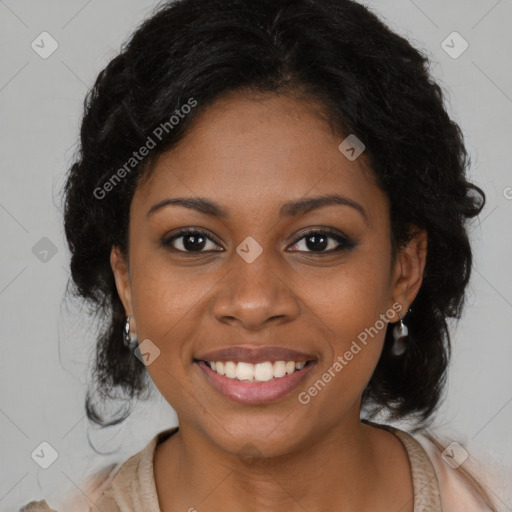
[123,315,138,350]
[391,310,409,356]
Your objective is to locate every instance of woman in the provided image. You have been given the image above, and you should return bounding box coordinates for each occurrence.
[20,0,501,510]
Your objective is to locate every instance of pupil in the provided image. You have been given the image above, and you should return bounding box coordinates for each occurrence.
[184,234,206,251]
[306,234,327,251]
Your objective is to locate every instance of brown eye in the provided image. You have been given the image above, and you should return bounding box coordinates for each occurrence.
[161,229,222,253]
[289,228,357,253]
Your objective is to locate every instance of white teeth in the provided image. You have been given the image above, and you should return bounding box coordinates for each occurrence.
[254,362,274,382]
[273,360,287,378]
[205,359,310,381]
[225,361,237,379]
[216,361,225,376]
[236,362,254,381]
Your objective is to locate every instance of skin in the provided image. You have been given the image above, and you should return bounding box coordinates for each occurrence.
[111,90,427,512]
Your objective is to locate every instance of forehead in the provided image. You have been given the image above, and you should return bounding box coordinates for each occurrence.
[132,91,386,224]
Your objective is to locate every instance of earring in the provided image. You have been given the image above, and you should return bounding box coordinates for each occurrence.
[391,310,409,356]
[123,315,138,350]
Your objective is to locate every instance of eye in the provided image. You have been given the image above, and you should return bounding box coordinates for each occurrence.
[288,228,356,253]
[161,229,222,253]
[161,227,356,255]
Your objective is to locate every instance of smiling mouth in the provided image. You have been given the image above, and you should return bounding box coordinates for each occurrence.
[195,359,316,382]
[194,358,317,405]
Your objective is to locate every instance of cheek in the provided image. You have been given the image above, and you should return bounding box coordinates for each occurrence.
[319,290,388,379]
[301,290,389,409]
[129,246,201,328]
[127,249,228,390]
[301,252,392,386]
[127,255,202,372]
[329,274,391,346]
[300,248,391,329]
[128,258,203,410]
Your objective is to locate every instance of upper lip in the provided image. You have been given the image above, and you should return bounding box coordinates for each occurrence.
[195,345,317,364]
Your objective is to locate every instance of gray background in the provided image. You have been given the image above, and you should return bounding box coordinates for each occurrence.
[1,0,511,510]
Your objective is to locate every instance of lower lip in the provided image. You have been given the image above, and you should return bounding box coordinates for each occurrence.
[195,360,316,405]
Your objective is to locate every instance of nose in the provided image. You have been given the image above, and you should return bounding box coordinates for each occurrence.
[211,251,300,331]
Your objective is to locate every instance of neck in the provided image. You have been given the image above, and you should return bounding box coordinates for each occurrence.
[153,415,413,512]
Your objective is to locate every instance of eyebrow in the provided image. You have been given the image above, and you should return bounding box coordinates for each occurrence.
[146,194,368,224]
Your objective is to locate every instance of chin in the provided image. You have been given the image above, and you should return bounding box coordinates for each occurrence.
[198,413,315,460]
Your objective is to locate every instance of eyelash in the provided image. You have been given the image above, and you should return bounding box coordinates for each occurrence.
[161,227,356,254]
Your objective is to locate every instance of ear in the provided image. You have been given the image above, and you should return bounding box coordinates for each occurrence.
[110,246,135,321]
[389,226,428,321]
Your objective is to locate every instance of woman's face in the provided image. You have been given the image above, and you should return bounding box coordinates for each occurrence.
[112,91,426,457]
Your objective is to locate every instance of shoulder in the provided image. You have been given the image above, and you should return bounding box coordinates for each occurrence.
[18,501,57,512]
[88,449,144,512]
[17,462,120,512]
[19,428,177,512]
[365,420,503,512]
[409,430,500,512]
[91,428,176,511]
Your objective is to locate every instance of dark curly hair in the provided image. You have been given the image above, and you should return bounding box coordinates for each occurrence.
[62,0,485,430]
